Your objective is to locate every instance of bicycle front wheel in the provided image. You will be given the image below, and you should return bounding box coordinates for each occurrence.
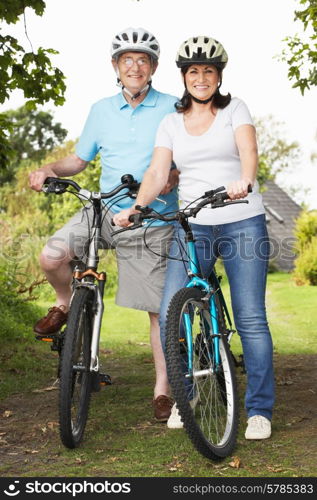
[59,287,93,448]
[166,287,239,460]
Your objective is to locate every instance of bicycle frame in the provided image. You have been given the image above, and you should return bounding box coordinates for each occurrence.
[177,214,227,374]
[71,195,106,373]
[42,175,140,376]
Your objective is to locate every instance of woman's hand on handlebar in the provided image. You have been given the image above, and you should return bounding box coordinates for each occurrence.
[226,178,253,200]
[112,206,140,227]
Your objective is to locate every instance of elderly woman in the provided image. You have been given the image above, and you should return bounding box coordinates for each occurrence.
[113,36,274,440]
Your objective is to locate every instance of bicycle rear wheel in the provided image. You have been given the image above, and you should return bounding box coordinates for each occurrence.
[59,287,93,448]
[166,287,239,460]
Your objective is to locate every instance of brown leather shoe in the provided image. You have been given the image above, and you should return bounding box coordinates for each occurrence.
[152,395,173,422]
[34,306,68,335]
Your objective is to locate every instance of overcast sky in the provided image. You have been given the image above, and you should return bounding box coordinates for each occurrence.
[2,0,317,207]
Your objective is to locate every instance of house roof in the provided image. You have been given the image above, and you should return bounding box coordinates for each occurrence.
[262,180,302,271]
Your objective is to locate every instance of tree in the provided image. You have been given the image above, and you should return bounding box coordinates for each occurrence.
[0,105,67,182]
[1,105,68,183]
[280,0,317,94]
[254,115,300,186]
[0,1,66,176]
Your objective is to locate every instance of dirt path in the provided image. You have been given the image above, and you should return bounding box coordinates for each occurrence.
[0,354,316,477]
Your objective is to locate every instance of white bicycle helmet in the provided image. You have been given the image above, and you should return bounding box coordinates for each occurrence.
[176,36,228,69]
[111,27,160,60]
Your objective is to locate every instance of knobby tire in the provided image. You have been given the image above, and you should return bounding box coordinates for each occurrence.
[166,287,239,460]
[59,287,93,448]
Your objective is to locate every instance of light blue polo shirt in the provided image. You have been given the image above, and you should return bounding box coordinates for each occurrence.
[76,87,178,218]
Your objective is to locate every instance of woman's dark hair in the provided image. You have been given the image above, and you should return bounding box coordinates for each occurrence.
[175,65,231,113]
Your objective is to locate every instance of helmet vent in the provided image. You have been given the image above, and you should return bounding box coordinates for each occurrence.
[111,27,160,60]
[175,36,228,68]
[209,45,216,57]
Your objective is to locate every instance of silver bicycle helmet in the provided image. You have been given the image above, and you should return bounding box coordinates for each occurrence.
[176,36,228,69]
[111,27,160,60]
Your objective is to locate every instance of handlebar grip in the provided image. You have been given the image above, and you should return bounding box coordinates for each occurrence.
[223,184,252,199]
[128,213,143,224]
[44,177,58,185]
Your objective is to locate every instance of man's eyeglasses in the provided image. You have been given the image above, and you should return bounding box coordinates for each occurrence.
[120,57,151,67]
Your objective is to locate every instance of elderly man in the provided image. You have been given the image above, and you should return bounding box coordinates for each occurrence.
[29,27,178,422]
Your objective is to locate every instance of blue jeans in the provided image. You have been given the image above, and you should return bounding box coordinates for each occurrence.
[159,214,275,420]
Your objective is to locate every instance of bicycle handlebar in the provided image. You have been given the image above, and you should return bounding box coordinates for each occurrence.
[111,185,252,235]
[42,174,140,200]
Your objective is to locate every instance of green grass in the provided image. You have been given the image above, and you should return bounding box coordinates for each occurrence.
[1,272,316,477]
[265,273,317,354]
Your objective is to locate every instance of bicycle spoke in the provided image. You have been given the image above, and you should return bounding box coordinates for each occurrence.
[59,288,93,448]
[166,287,239,460]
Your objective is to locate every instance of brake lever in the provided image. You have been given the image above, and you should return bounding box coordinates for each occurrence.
[212,200,249,209]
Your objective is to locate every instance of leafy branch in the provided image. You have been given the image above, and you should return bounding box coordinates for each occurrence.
[279,0,317,94]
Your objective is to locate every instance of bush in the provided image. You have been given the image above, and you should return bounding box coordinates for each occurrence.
[294,210,317,253]
[0,260,42,341]
[293,210,317,285]
[294,236,317,285]
[0,142,107,297]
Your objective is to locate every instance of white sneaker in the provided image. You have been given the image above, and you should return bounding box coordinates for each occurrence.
[167,403,183,429]
[167,395,199,429]
[245,415,271,440]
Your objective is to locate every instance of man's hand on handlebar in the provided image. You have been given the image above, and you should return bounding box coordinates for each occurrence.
[160,168,179,195]
[112,206,140,227]
[29,168,57,192]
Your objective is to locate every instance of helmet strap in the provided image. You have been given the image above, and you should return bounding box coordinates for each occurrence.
[190,94,214,104]
[116,77,151,101]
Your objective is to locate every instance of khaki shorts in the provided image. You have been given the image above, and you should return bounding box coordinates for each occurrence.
[47,205,174,313]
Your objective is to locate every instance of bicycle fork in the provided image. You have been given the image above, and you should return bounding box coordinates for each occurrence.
[184,285,222,379]
[71,277,103,373]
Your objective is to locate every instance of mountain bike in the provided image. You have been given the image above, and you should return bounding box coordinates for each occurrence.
[37,174,140,448]
[113,187,247,460]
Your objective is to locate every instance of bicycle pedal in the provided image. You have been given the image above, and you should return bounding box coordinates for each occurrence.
[99,373,112,387]
[91,372,112,392]
[35,334,55,342]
